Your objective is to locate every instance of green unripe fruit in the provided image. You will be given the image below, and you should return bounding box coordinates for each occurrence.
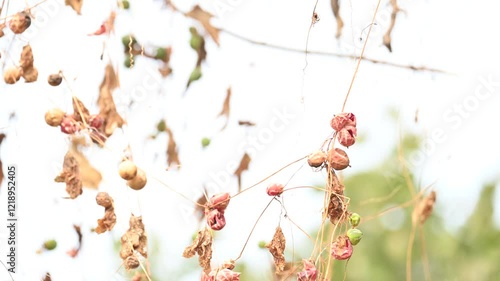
[349,213,361,227]
[258,241,267,249]
[121,0,130,9]
[201,137,211,148]
[122,35,137,48]
[155,48,167,61]
[347,228,363,245]
[43,239,57,251]
[157,120,166,132]
[124,56,132,68]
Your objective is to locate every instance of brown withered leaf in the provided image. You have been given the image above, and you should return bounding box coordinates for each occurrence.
[186,5,220,45]
[95,192,116,234]
[98,64,124,137]
[218,87,231,130]
[183,227,212,273]
[70,137,102,189]
[72,96,91,124]
[54,151,83,199]
[327,171,346,224]
[65,0,83,15]
[238,120,256,126]
[120,214,148,269]
[67,224,83,258]
[267,226,286,274]
[43,273,52,281]
[413,191,436,225]
[0,134,4,186]
[234,153,251,192]
[165,123,181,169]
[330,0,344,38]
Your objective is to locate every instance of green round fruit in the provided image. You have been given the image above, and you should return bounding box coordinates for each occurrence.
[349,213,361,227]
[201,137,211,148]
[154,48,167,61]
[156,120,166,132]
[258,241,267,249]
[124,56,132,68]
[121,35,137,48]
[347,228,363,245]
[121,0,130,9]
[43,239,57,251]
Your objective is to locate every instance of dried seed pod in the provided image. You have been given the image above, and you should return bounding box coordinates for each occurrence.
[209,192,230,212]
[45,108,65,127]
[331,236,353,260]
[349,213,361,227]
[330,112,356,131]
[96,192,113,208]
[307,150,327,168]
[48,73,63,86]
[22,66,38,82]
[127,168,147,190]
[119,160,138,180]
[346,228,363,245]
[327,148,350,170]
[297,259,317,281]
[124,255,140,270]
[3,67,22,84]
[266,183,284,196]
[206,209,226,231]
[60,115,78,134]
[337,126,357,147]
[9,11,31,34]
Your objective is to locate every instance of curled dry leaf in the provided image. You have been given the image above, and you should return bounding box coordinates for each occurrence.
[234,153,251,192]
[327,171,346,224]
[331,235,353,260]
[165,123,181,168]
[218,87,231,130]
[71,137,102,189]
[383,0,400,52]
[413,191,436,225]
[183,227,213,273]
[186,5,220,45]
[208,192,230,212]
[98,64,123,138]
[266,226,286,274]
[65,0,83,15]
[54,151,83,199]
[330,0,344,38]
[95,192,116,234]
[120,214,148,269]
[297,259,317,281]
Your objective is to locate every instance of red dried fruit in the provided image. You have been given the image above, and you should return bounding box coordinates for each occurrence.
[89,115,104,129]
[330,112,356,131]
[119,160,138,180]
[297,259,317,281]
[9,11,31,34]
[327,148,350,170]
[337,126,357,147]
[60,116,78,134]
[45,108,65,127]
[307,150,326,168]
[206,209,226,231]
[331,236,353,260]
[209,192,230,212]
[266,183,284,196]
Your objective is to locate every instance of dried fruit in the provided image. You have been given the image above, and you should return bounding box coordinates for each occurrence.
[9,11,31,34]
[43,239,57,251]
[120,214,148,267]
[154,48,168,61]
[206,209,226,231]
[22,66,38,82]
[327,148,350,170]
[48,73,63,86]
[125,255,140,270]
[205,268,241,281]
[209,192,230,212]
[60,115,79,134]
[119,160,138,180]
[127,168,147,190]
[183,227,212,272]
[346,228,363,245]
[45,108,65,127]
[54,151,83,199]
[337,126,357,147]
[95,192,116,233]
[413,191,436,225]
[266,183,284,196]
[3,67,22,84]
[89,115,104,129]
[349,213,361,227]
[121,0,130,9]
[330,112,356,131]
[307,150,326,168]
[297,259,317,281]
[267,226,286,273]
[331,236,353,260]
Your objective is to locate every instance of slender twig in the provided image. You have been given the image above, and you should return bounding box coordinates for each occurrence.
[383,0,400,52]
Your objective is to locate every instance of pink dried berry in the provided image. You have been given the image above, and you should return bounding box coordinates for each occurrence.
[206,209,226,231]
[331,236,353,260]
[337,126,357,147]
[266,183,284,196]
[210,192,230,212]
[207,268,241,281]
[60,116,78,134]
[89,114,104,129]
[330,112,356,131]
[297,259,317,281]
[327,148,350,170]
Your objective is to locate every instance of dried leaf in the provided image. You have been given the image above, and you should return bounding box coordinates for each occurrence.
[267,226,286,274]
[67,224,83,257]
[330,0,344,38]
[238,120,255,126]
[233,153,251,192]
[186,5,220,45]
[43,273,52,281]
[97,64,123,138]
[413,191,436,225]
[183,227,213,273]
[218,87,231,130]
[72,96,91,124]
[326,171,346,224]
[70,137,102,188]
[55,151,82,199]
[165,123,181,169]
[95,192,116,234]
[121,214,148,269]
[65,0,83,15]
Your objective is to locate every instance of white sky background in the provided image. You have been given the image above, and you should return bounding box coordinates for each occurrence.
[0,0,500,280]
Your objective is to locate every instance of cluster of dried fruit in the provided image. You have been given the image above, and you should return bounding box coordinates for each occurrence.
[119,159,147,190]
[3,45,38,84]
[120,215,148,270]
[205,192,230,231]
[95,192,116,233]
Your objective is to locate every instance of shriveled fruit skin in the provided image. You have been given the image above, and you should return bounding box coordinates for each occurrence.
[127,169,147,190]
[327,148,350,170]
[3,67,22,84]
[9,12,31,34]
[119,160,138,180]
[48,73,62,86]
[307,150,326,168]
[45,108,65,127]
[266,183,284,196]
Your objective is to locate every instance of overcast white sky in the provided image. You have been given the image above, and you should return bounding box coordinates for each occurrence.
[0,0,500,280]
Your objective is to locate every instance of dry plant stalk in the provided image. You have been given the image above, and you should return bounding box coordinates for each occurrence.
[120,214,148,270]
[218,87,231,130]
[54,151,83,199]
[267,226,286,274]
[70,136,102,188]
[95,192,116,234]
[183,227,213,273]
